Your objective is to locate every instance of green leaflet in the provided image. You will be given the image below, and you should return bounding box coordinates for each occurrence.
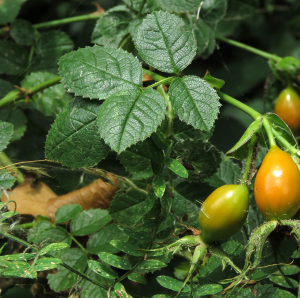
[134,11,197,74]
[45,97,110,169]
[0,121,13,152]
[169,76,221,131]
[98,88,166,153]
[58,45,142,100]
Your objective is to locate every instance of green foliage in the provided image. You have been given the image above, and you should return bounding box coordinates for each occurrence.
[134,11,197,74]
[1,1,300,297]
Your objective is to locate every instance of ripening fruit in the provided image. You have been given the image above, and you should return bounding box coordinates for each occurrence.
[254,146,300,221]
[274,86,300,131]
[198,184,249,244]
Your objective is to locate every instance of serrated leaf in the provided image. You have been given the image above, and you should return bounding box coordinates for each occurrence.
[47,248,87,292]
[31,258,62,271]
[203,71,225,89]
[110,240,143,256]
[155,0,201,13]
[31,31,74,74]
[88,260,118,279]
[193,284,223,296]
[170,76,221,131]
[109,189,156,226]
[135,11,197,74]
[164,158,188,178]
[87,223,129,254]
[0,109,27,142]
[119,140,154,180]
[128,273,147,284]
[10,19,34,46]
[59,45,142,100]
[156,275,190,292]
[175,181,214,203]
[45,97,110,169]
[226,117,262,160]
[0,121,14,152]
[71,209,111,236]
[0,170,17,199]
[0,0,26,25]
[98,252,131,270]
[206,154,241,188]
[98,88,166,153]
[55,204,82,224]
[173,139,221,179]
[153,175,166,198]
[91,6,132,47]
[40,243,70,255]
[22,72,72,117]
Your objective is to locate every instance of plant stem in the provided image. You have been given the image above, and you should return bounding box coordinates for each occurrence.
[157,85,174,138]
[17,222,36,229]
[241,134,258,184]
[218,91,261,120]
[146,76,175,89]
[142,69,167,82]
[0,76,61,109]
[262,116,276,148]
[271,128,298,155]
[71,235,89,255]
[0,230,107,290]
[215,35,282,63]
[0,152,25,184]
[33,13,103,30]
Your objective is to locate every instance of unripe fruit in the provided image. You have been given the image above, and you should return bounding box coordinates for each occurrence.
[254,146,300,220]
[274,86,300,131]
[198,184,249,244]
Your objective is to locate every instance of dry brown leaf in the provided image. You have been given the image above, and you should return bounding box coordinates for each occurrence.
[47,173,119,221]
[1,173,119,221]
[142,73,153,82]
[1,181,57,217]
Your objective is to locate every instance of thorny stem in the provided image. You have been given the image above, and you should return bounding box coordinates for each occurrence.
[216,35,282,63]
[0,152,25,184]
[241,134,259,184]
[0,76,62,109]
[0,230,107,290]
[142,69,167,82]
